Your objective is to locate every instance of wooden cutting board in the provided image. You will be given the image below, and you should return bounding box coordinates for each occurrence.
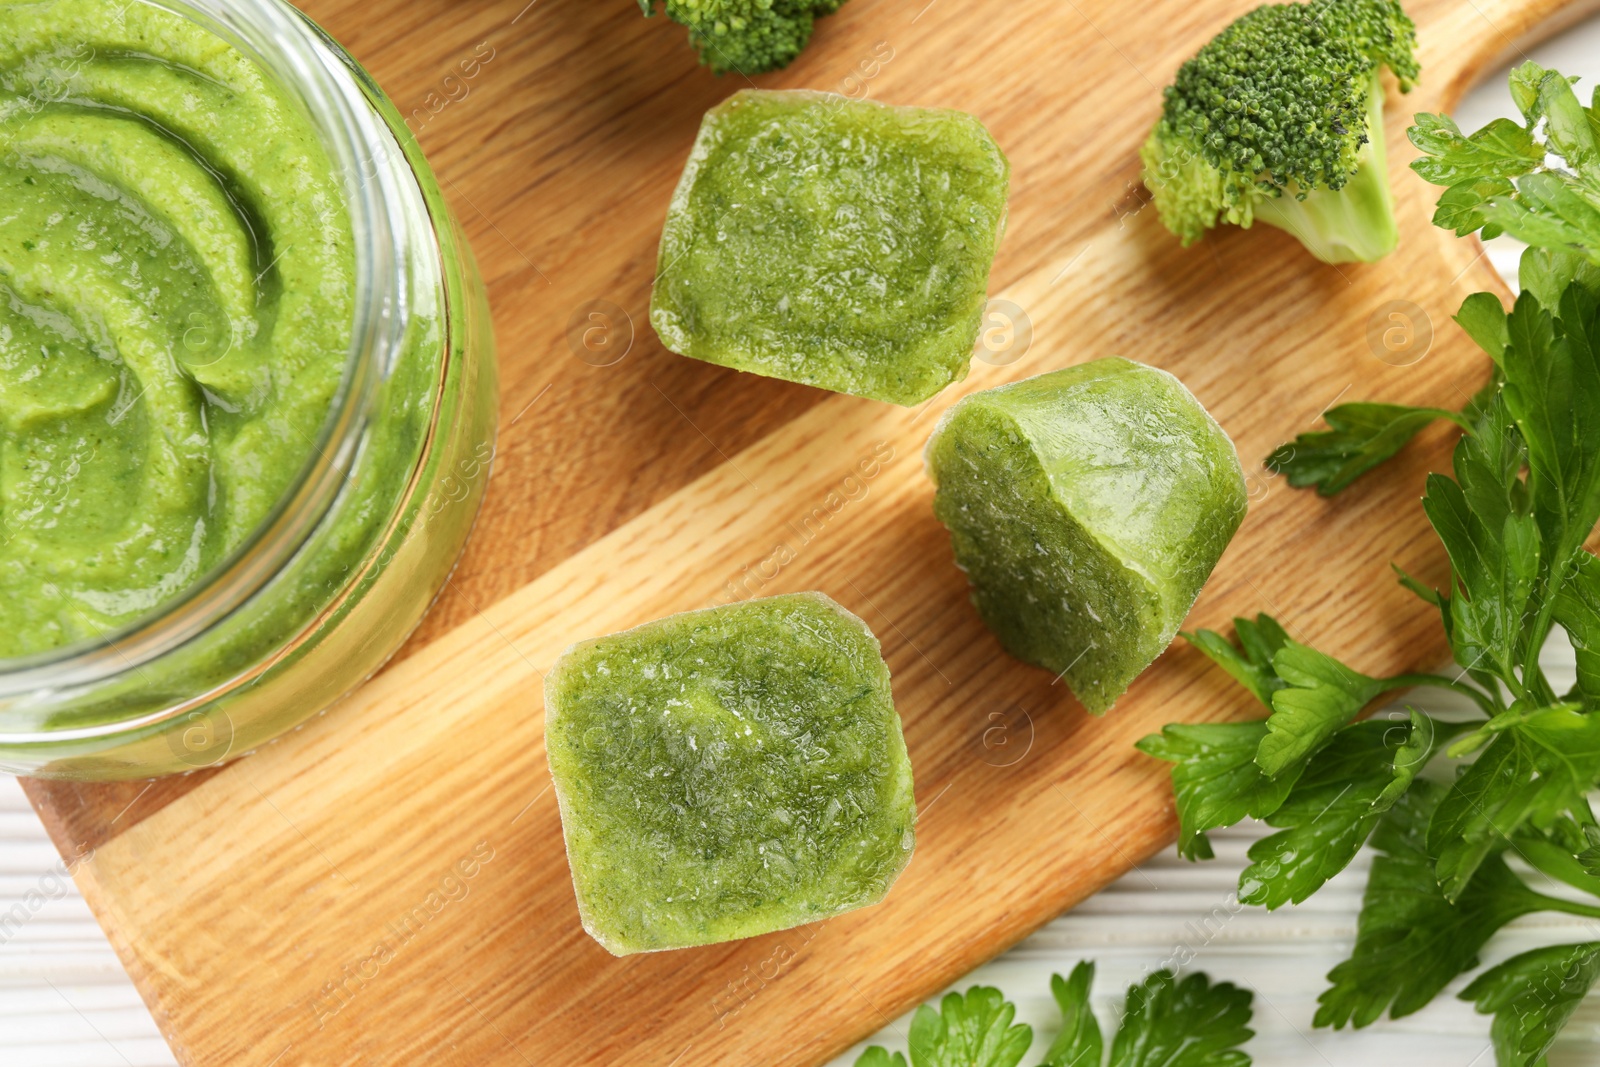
[23,0,1592,1061]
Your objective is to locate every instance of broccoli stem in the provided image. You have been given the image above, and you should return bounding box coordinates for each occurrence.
[1252,73,1399,264]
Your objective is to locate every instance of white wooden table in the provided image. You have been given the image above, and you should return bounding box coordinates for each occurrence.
[8,16,1600,1065]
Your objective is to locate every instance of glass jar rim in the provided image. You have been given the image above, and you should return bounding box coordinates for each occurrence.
[0,0,425,717]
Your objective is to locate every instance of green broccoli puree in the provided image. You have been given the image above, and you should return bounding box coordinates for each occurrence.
[650,89,1009,406]
[544,591,917,955]
[0,0,356,656]
[926,358,1247,713]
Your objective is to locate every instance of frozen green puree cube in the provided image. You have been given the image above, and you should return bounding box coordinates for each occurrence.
[544,592,916,955]
[651,89,1010,406]
[926,358,1247,713]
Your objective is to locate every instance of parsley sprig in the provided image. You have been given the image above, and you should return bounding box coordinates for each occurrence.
[855,986,1033,1067]
[854,965,1254,1067]
[1142,62,1600,1066]
[1410,63,1600,255]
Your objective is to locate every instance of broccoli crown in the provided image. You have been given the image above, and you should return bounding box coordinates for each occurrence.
[1141,0,1417,246]
[642,0,846,75]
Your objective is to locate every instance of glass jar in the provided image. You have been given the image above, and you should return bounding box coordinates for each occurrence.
[0,0,497,778]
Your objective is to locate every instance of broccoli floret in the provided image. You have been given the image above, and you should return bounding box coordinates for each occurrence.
[640,0,847,76]
[1140,0,1419,263]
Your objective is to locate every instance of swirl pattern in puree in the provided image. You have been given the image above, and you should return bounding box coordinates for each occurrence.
[0,0,354,656]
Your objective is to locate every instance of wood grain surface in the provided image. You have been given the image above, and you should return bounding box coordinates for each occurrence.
[22,0,1587,1062]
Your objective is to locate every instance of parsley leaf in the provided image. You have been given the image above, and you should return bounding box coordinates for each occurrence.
[1455,292,1511,363]
[1240,713,1454,909]
[1410,62,1600,259]
[1508,64,1600,171]
[1263,295,1502,499]
[1428,177,1514,241]
[1579,823,1600,877]
[1256,641,1387,777]
[1264,403,1466,497]
[1404,109,1538,241]
[1184,615,1290,709]
[1502,286,1600,571]
[856,987,1034,1067]
[858,1051,909,1067]
[1038,964,1253,1067]
[1142,617,1472,862]
[1375,709,1443,809]
[1407,113,1544,186]
[1315,782,1558,1029]
[1460,942,1600,1067]
[860,970,1256,1067]
[1554,551,1600,702]
[1137,616,1299,860]
[877,987,1034,1067]
[1108,970,1253,1067]
[1137,722,1297,862]
[1482,170,1600,254]
[1521,246,1600,312]
[1038,962,1101,1067]
[1424,394,1540,684]
[1513,827,1600,897]
[1428,704,1600,900]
